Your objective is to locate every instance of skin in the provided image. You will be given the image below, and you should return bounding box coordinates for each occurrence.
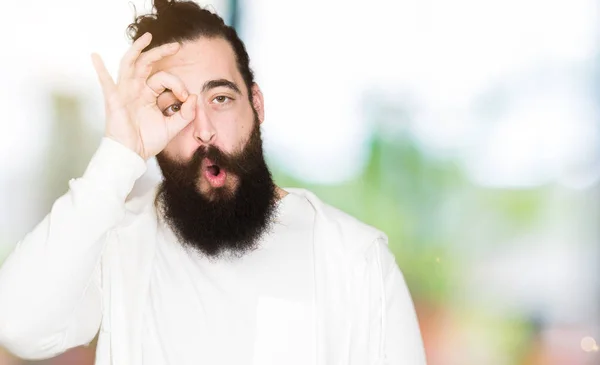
[92,34,287,200]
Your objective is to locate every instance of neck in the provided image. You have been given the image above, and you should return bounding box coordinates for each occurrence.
[275,186,289,201]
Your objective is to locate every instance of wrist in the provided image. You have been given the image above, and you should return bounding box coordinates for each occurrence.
[82,138,148,202]
[104,131,145,161]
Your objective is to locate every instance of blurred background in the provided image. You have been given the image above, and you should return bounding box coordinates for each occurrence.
[0,0,599,364]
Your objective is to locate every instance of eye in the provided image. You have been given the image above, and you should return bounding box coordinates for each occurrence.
[163,103,182,117]
[212,95,232,104]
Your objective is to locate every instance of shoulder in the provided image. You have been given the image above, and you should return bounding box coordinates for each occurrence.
[118,183,160,228]
[285,188,389,257]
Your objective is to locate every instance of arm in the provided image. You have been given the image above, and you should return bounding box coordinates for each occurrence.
[377,239,427,364]
[0,138,146,360]
[0,31,196,361]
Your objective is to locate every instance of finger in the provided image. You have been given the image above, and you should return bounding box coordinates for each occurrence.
[90,53,116,98]
[134,42,180,79]
[166,94,197,139]
[117,32,153,81]
[145,71,189,102]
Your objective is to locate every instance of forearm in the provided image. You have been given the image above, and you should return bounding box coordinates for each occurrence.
[0,138,146,358]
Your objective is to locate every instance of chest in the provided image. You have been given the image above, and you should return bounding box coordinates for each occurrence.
[141,222,317,365]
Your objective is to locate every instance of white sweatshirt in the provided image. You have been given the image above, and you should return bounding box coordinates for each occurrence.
[0,138,427,365]
[142,192,317,365]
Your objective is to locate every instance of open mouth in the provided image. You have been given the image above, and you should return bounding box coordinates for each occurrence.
[202,158,227,187]
[207,164,221,177]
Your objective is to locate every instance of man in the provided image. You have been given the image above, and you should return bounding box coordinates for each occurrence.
[0,1,426,364]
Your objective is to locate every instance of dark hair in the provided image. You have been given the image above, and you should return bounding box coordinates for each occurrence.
[126,0,255,100]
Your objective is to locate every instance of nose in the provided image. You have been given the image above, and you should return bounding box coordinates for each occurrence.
[192,104,216,144]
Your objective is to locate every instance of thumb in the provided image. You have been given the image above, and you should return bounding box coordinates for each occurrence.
[166,94,197,139]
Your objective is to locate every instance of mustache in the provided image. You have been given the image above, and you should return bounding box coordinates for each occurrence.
[189,144,252,177]
[157,120,264,188]
[191,123,264,178]
[191,144,232,170]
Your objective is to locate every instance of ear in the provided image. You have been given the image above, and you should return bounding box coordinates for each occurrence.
[250,83,265,124]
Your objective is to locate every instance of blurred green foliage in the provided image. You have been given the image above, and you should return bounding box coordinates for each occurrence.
[272,128,548,308]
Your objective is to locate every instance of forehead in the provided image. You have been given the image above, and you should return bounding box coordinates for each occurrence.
[151,37,242,93]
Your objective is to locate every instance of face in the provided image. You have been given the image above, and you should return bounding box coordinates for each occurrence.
[154,37,263,196]
[151,37,278,258]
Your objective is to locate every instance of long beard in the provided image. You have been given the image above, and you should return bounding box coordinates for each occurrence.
[155,118,278,259]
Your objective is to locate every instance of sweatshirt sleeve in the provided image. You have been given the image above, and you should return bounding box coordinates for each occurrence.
[0,138,147,360]
[376,237,427,365]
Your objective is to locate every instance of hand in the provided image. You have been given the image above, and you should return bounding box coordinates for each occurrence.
[91,32,197,160]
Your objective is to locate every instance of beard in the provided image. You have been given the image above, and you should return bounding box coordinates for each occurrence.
[154,115,278,259]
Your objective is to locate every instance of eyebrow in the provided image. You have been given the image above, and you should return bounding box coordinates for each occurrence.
[201,79,242,95]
